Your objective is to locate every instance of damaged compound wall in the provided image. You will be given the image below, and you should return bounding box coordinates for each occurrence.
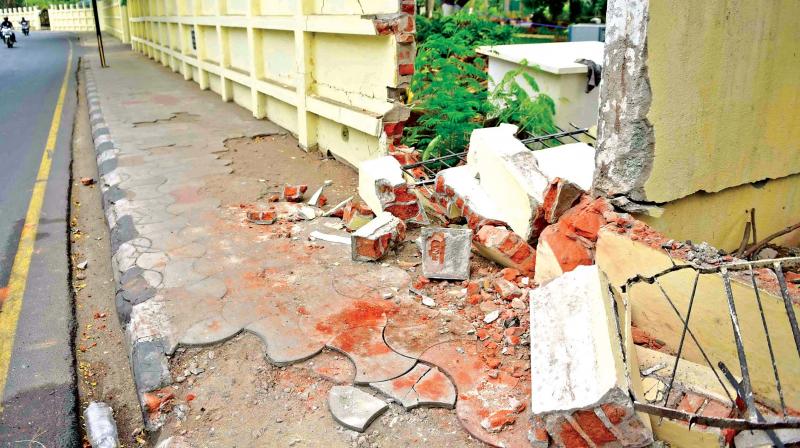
[126,0,414,169]
[595,0,800,250]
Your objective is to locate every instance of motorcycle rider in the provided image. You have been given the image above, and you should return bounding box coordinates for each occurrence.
[0,17,15,43]
[20,17,29,35]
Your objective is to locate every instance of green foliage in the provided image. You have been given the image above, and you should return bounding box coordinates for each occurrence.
[489,61,557,137]
[405,14,556,161]
[407,15,513,159]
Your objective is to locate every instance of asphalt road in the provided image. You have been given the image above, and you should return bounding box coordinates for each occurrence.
[0,31,81,447]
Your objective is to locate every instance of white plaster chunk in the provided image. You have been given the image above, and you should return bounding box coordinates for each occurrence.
[352,212,399,239]
[529,264,628,413]
[435,165,504,222]
[358,155,405,215]
[532,236,564,286]
[467,125,549,240]
[328,386,388,432]
[532,142,595,191]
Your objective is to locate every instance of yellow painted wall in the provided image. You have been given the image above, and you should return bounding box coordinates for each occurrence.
[48,4,93,31]
[126,0,412,168]
[644,0,800,203]
[639,172,800,252]
[0,7,41,30]
[596,228,800,409]
[98,0,130,43]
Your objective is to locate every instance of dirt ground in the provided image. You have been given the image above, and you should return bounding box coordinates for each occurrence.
[71,66,144,445]
[154,127,493,447]
[71,74,504,446]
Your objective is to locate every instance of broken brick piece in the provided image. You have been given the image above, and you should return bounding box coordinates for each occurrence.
[246,209,277,225]
[473,225,536,276]
[281,184,308,202]
[358,156,421,222]
[80,177,95,186]
[342,199,375,231]
[432,165,506,231]
[493,277,522,299]
[542,177,583,224]
[530,265,653,447]
[421,227,472,280]
[351,212,406,262]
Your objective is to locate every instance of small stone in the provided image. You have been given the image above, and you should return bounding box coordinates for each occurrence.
[189,367,205,375]
[382,292,394,300]
[174,376,186,383]
[484,310,500,324]
[207,351,215,360]
[77,260,89,270]
[422,296,436,308]
[510,298,526,309]
[80,177,95,186]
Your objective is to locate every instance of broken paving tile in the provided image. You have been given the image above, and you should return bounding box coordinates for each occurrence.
[420,341,531,448]
[327,326,417,384]
[370,363,430,409]
[370,363,455,410]
[415,366,456,409]
[245,316,327,366]
[341,199,374,230]
[328,385,388,433]
[178,316,240,347]
[421,227,472,281]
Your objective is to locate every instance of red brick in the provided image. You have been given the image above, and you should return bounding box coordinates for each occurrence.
[500,267,520,281]
[700,400,733,419]
[559,421,590,448]
[398,63,414,76]
[600,403,628,425]
[678,393,706,414]
[573,410,617,444]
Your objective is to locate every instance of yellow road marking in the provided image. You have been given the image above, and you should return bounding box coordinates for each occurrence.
[0,40,73,410]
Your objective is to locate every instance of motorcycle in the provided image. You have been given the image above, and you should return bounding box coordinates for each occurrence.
[1,26,13,48]
[21,22,29,36]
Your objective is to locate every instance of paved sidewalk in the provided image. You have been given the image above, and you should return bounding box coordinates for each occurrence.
[86,41,530,447]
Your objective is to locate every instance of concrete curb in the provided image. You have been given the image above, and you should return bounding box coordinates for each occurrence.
[84,71,172,431]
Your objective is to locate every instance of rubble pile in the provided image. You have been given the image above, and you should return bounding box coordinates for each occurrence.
[230,123,799,447]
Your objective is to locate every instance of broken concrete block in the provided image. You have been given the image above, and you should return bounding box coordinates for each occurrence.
[467,125,549,242]
[421,227,472,280]
[351,212,406,262]
[328,386,388,432]
[281,184,308,202]
[432,165,506,229]
[358,155,420,221]
[473,225,536,276]
[529,265,653,447]
[341,199,375,231]
[531,142,595,192]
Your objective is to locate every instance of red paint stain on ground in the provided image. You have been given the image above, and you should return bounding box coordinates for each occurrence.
[151,94,180,106]
[170,186,203,204]
[0,286,8,306]
[315,300,398,335]
[415,372,447,400]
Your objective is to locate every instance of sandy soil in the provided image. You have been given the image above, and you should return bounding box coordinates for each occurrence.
[71,65,145,446]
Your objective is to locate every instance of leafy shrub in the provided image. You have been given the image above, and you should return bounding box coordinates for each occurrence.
[405,15,556,160]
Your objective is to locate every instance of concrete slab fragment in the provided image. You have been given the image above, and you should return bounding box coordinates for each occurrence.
[328,386,388,433]
[421,227,472,280]
[529,265,652,447]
